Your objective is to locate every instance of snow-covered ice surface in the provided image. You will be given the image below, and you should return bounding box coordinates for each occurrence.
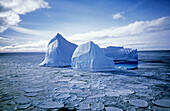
[72,41,115,71]
[102,46,138,62]
[40,33,77,67]
[0,51,170,110]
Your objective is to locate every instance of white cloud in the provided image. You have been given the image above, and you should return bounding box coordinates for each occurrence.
[112,13,123,20]
[10,26,44,36]
[0,40,48,52]
[0,0,50,33]
[69,16,170,49]
[70,16,170,40]
[9,26,58,40]
[0,36,18,48]
[0,26,57,52]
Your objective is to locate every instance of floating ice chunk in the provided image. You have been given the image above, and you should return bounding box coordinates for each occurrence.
[129,99,148,107]
[56,94,70,99]
[68,94,77,101]
[70,89,83,93]
[77,103,90,110]
[68,80,86,84]
[38,101,64,109]
[17,103,31,110]
[127,107,136,111]
[2,96,14,101]
[88,94,105,98]
[153,99,170,107]
[14,97,31,105]
[104,101,117,105]
[105,92,120,97]
[152,106,170,111]
[105,107,123,111]
[102,46,138,62]
[57,88,70,93]
[126,84,148,89]
[91,103,104,110]
[71,41,115,71]
[135,93,149,97]
[58,78,72,82]
[32,100,42,106]
[115,89,134,95]
[7,100,15,105]
[24,88,44,93]
[24,93,38,97]
[40,33,77,67]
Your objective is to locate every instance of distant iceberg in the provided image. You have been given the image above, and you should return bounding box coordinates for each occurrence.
[71,41,115,71]
[102,46,138,63]
[40,33,77,67]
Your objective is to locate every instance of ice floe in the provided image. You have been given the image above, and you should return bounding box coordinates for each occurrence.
[77,102,90,110]
[24,88,44,93]
[105,107,123,111]
[114,89,134,96]
[24,93,38,97]
[88,94,105,98]
[38,101,64,109]
[153,99,170,107]
[105,91,120,97]
[68,80,87,84]
[2,96,14,101]
[17,103,31,110]
[14,97,31,105]
[129,99,148,107]
[91,103,104,110]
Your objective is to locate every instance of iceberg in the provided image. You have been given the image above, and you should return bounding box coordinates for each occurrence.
[124,48,138,62]
[71,41,115,71]
[40,33,77,67]
[102,46,138,63]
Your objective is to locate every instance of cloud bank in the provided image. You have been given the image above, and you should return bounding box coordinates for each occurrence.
[70,16,170,41]
[0,40,48,52]
[0,16,170,52]
[68,16,170,49]
[0,0,50,33]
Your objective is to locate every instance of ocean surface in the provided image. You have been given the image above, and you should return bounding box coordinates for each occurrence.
[0,51,170,111]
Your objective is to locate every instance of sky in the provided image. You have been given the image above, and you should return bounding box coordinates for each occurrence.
[0,0,170,52]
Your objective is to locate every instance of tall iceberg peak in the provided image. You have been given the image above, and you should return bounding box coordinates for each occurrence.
[71,41,115,71]
[40,33,77,67]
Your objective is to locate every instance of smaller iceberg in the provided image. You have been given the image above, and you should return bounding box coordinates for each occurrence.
[40,33,77,67]
[71,41,115,71]
[102,46,138,63]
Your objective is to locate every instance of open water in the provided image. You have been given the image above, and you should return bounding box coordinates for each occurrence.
[0,51,170,111]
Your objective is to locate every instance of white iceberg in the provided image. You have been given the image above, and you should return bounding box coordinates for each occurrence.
[102,46,138,63]
[40,33,77,67]
[71,41,115,71]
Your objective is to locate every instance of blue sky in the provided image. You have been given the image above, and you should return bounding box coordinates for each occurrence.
[0,0,170,52]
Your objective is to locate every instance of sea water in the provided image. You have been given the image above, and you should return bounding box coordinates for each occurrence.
[0,51,169,111]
